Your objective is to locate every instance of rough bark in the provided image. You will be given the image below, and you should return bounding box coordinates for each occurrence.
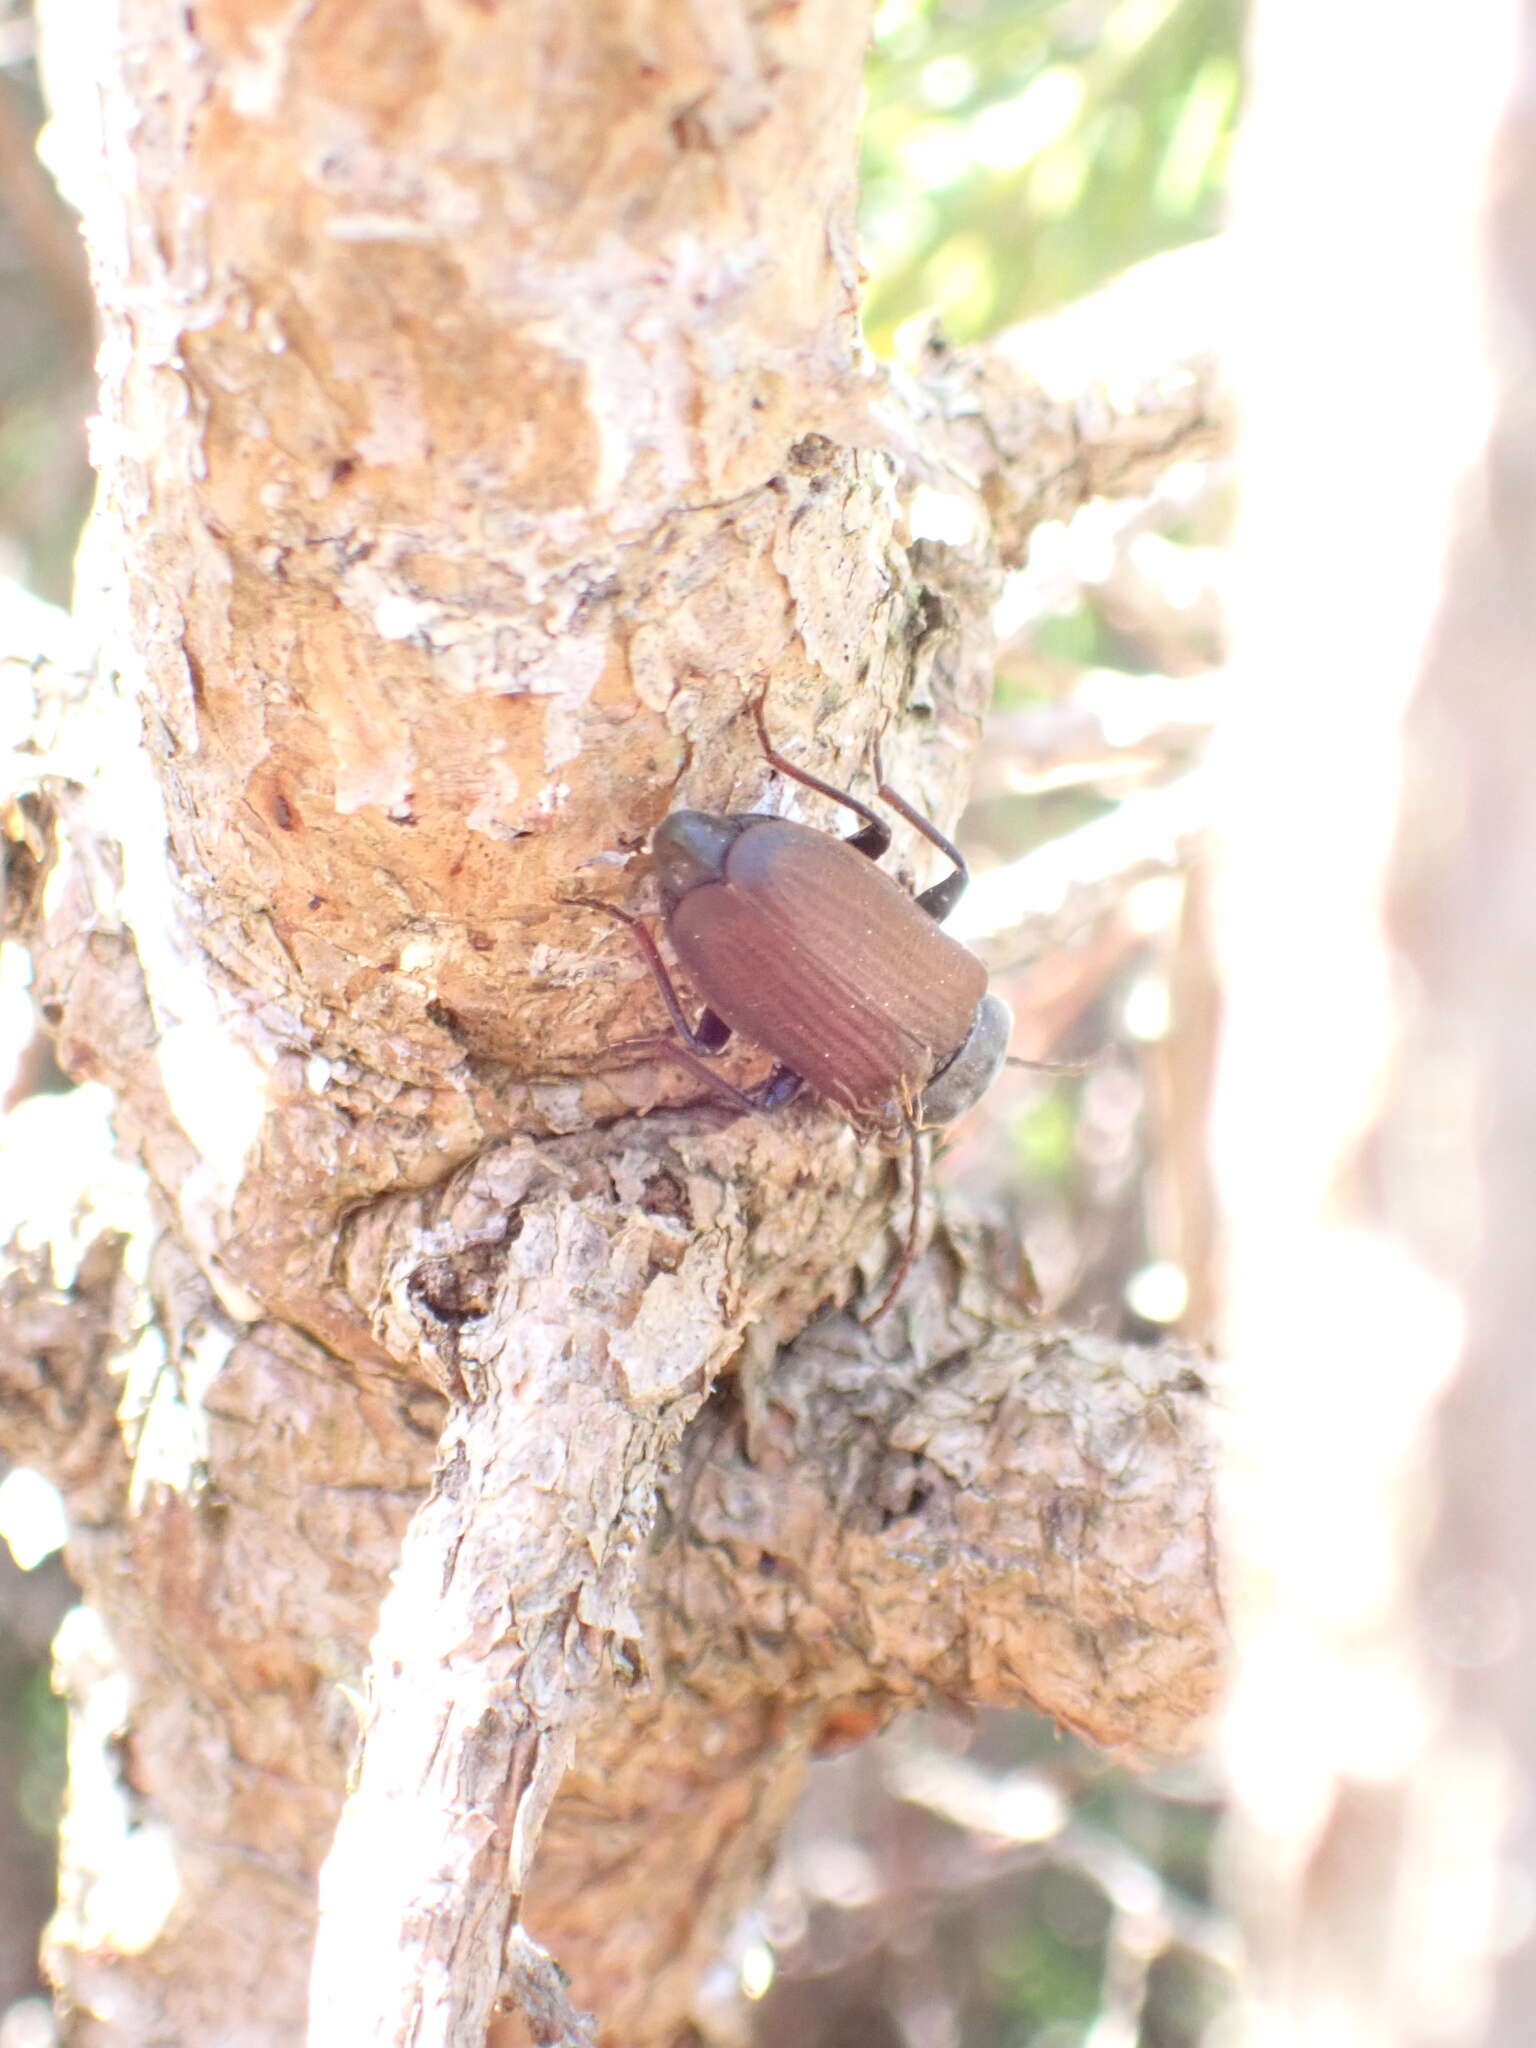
[1217,3,1536,2040]
[4,3,1232,2043]
[1,1079,1221,2048]
[518,1238,1222,2044]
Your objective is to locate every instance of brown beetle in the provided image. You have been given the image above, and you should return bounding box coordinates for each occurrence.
[593,701,1013,1320]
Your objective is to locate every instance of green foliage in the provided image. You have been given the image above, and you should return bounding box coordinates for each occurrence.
[981,1867,1110,2031]
[861,0,1241,351]
[1009,1084,1079,1181]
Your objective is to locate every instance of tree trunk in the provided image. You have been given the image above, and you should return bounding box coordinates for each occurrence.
[3,5,1228,2044]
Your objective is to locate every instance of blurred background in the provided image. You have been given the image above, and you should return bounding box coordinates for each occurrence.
[0,0,1239,2041]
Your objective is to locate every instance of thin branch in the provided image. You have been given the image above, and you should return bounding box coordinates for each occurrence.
[507,1214,1224,2043]
[309,1112,897,2048]
[886,1748,1237,1977]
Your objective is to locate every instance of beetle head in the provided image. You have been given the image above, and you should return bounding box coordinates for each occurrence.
[918,990,1013,1126]
[652,810,755,911]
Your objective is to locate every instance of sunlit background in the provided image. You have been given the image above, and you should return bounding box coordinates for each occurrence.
[0,0,1239,2041]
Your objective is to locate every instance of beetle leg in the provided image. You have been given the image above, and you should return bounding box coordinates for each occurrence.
[869,736,970,924]
[576,898,804,1118]
[755,1064,805,1111]
[653,1040,774,1116]
[650,1048,803,1117]
[589,1027,790,1118]
[692,1007,733,1052]
[576,897,735,1056]
[861,1122,925,1326]
[750,695,893,862]
[750,696,972,917]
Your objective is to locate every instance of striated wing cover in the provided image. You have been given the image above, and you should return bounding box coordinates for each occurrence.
[667,818,985,1122]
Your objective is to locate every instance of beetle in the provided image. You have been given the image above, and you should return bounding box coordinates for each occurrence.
[589,698,1014,1321]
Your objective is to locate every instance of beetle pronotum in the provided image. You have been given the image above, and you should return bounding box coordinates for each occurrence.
[590,699,1014,1321]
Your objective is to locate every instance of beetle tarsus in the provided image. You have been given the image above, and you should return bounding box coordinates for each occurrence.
[654,1040,774,1117]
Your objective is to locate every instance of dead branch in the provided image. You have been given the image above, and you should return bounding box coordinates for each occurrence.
[964,671,1220,803]
[903,239,1232,572]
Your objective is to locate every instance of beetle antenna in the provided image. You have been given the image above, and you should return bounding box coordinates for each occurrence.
[862,1124,924,1326]
[1004,1050,1104,1075]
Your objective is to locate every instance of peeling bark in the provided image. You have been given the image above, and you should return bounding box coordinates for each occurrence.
[2,3,1235,2043]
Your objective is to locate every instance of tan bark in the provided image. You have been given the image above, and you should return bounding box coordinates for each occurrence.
[1,1078,1220,2048]
[3,3,1233,2042]
[519,1241,1222,2044]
